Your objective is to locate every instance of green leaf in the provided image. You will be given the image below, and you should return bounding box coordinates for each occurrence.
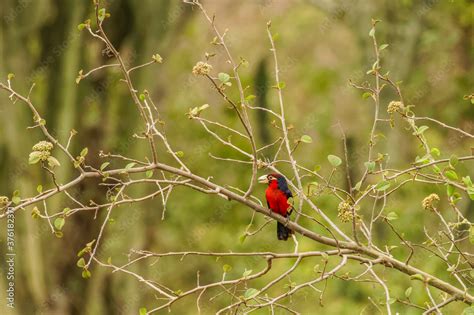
[125,162,136,170]
[54,217,65,230]
[362,92,372,99]
[354,180,362,191]
[7,73,15,80]
[327,155,342,167]
[245,94,256,101]
[444,170,458,181]
[82,269,91,279]
[462,306,474,315]
[175,151,184,158]
[410,274,424,281]
[405,287,412,298]
[199,104,209,112]
[223,264,232,273]
[146,170,154,178]
[47,156,61,168]
[430,147,440,157]
[77,23,86,31]
[77,247,89,257]
[375,181,391,191]
[388,298,396,305]
[449,154,459,168]
[415,155,430,165]
[300,135,312,144]
[12,190,21,205]
[29,151,42,165]
[386,211,398,221]
[239,234,247,244]
[273,81,286,90]
[100,162,110,171]
[80,147,88,157]
[139,94,146,101]
[369,27,375,37]
[76,257,86,268]
[365,161,376,172]
[54,231,63,238]
[31,207,40,219]
[244,288,259,299]
[242,269,252,277]
[447,184,455,197]
[467,187,474,200]
[379,44,389,50]
[218,72,230,83]
[37,185,43,193]
[98,8,106,22]
[462,176,473,187]
[139,308,147,315]
[413,125,429,135]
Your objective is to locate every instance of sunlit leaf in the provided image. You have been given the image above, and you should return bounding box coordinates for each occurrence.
[47,156,61,168]
[29,151,42,165]
[76,258,86,268]
[300,135,312,144]
[223,264,232,273]
[386,212,398,221]
[327,155,342,167]
[100,162,110,171]
[244,288,259,299]
[54,217,65,230]
[405,287,412,298]
[218,72,230,83]
[375,181,390,191]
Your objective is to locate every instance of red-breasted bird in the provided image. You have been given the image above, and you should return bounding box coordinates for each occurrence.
[258,173,293,240]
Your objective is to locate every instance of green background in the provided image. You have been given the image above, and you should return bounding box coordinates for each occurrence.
[0,0,473,314]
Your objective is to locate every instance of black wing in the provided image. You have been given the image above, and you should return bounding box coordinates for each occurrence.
[277,176,293,199]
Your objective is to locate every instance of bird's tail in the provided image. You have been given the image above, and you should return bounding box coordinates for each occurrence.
[277,218,293,241]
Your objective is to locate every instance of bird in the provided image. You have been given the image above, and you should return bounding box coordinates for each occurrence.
[258,173,293,240]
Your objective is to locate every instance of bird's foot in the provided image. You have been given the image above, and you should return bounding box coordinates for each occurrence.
[287,206,294,216]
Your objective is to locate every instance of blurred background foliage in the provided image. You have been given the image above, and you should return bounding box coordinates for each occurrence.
[0,0,473,314]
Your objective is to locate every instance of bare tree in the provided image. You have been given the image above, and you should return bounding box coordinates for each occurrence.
[1,1,473,314]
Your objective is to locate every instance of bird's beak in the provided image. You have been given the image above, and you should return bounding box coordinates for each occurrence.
[258,175,269,184]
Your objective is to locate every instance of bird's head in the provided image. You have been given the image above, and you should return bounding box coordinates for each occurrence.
[258,173,282,185]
